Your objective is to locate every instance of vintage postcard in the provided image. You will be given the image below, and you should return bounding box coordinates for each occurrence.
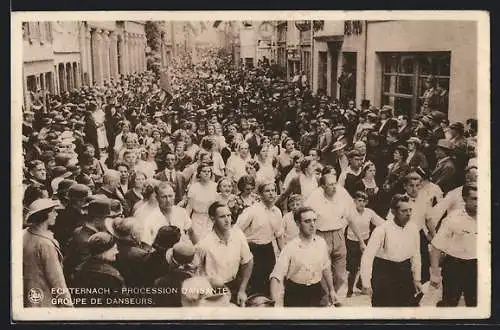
[11,10,490,321]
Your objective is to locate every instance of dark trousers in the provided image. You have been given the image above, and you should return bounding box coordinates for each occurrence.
[248,242,275,296]
[284,279,324,307]
[441,256,477,307]
[371,257,417,307]
[225,277,241,305]
[346,238,368,293]
[420,230,430,283]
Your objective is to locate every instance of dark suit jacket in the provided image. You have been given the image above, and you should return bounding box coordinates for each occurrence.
[84,114,99,158]
[154,168,188,204]
[124,189,143,214]
[378,118,398,137]
[407,150,429,171]
[431,157,456,194]
[398,126,412,143]
[96,186,130,216]
[247,134,263,158]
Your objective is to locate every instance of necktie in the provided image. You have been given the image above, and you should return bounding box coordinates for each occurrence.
[170,170,175,183]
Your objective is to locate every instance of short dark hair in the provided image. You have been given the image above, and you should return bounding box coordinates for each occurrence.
[293,206,315,224]
[237,175,256,192]
[353,191,368,200]
[28,160,44,172]
[23,186,47,206]
[395,145,409,160]
[462,185,477,199]
[309,148,321,158]
[321,165,336,176]
[208,201,228,219]
[299,156,315,174]
[390,194,410,211]
[115,162,129,170]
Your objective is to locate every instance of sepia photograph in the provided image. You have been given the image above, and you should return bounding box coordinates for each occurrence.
[11,11,490,321]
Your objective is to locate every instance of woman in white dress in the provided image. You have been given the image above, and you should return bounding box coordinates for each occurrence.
[254,144,277,185]
[135,144,159,179]
[113,121,131,158]
[186,162,217,243]
[131,178,160,246]
[92,103,109,153]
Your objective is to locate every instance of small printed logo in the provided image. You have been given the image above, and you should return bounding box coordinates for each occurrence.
[27,288,43,304]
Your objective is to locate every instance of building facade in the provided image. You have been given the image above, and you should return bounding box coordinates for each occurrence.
[310,20,477,121]
[22,20,147,109]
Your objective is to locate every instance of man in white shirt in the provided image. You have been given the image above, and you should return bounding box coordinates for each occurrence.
[141,182,193,245]
[236,182,283,296]
[387,172,436,284]
[196,201,254,306]
[304,173,365,294]
[360,194,422,307]
[430,185,477,307]
[270,206,338,307]
[427,165,477,229]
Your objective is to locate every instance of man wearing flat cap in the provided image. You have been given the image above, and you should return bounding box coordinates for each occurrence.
[63,196,113,285]
[430,139,457,194]
[447,122,469,185]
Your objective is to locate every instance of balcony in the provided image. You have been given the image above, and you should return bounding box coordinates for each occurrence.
[313,20,345,41]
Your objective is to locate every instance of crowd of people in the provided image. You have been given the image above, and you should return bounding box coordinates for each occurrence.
[22,47,478,308]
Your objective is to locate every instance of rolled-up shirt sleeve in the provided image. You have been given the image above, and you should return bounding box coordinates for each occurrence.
[269,245,291,283]
[411,231,422,282]
[235,207,253,232]
[360,226,384,286]
[430,219,451,252]
[238,230,253,265]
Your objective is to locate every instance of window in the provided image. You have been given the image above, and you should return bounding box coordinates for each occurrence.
[26,75,37,93]
[381,52,450,118]
[302,50,311,80]
[299,29,311,45]
[318,51,328,92]
[278,25,287,42]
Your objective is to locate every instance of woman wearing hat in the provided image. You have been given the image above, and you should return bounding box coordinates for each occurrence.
[23,199,72,307]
